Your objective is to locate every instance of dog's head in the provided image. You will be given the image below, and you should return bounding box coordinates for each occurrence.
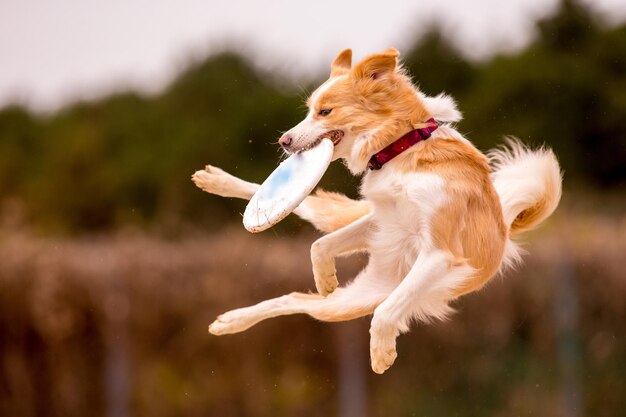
[278,48,461,173]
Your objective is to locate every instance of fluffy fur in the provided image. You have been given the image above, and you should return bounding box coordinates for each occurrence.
[192,48,562,374]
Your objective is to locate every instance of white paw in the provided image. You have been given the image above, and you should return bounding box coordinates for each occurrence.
[313,259,338,296]
[191,165,234,197]
[311,245,338,296]
[208,309,254,335]
[369,322,398,374]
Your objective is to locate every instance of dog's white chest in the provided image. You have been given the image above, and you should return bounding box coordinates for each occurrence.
[361,169,447,217]
[361,169,448,279]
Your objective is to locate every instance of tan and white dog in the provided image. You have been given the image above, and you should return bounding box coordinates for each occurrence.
[192,48,562,374]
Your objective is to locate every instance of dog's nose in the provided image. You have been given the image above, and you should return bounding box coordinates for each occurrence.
[278,133,293,148]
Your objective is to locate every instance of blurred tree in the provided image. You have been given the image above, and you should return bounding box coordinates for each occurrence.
[405,0,626,186]
[403,29,477,97]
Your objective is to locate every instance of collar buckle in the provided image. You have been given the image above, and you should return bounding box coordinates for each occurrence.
[367,154,383,170]
[417,127,433,140]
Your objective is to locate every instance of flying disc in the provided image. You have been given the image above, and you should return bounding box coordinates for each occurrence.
[243,138,334,233]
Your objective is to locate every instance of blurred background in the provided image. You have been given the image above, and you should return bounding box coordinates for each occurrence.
[0,0,625,416]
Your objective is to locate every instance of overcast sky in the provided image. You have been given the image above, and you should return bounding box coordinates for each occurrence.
[1,0,624,112]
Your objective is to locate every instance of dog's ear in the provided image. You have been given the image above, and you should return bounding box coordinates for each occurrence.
[330,48,352,77]
[352,48,399,80]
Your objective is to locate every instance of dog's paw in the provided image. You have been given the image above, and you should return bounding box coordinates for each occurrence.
[312,252,338,296]
[192,165,235,197]
[311,245,338,296]
[208,309,255,335]
[369,321,398,374]
[316,277,338,297]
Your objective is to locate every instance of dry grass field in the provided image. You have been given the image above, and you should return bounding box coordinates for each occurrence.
[1,201,625,417]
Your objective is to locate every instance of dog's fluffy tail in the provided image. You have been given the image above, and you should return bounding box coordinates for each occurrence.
[489,138,562,265]
[489,138,562,234]
[298,190,371,233]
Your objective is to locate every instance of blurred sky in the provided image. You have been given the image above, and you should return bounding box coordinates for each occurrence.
[1,0,625,113]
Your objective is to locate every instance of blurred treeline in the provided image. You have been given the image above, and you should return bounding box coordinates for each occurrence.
[0,0,624,234]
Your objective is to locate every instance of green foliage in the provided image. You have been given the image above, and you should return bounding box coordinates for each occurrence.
[404,0,626,186]
[402,30,477,97]
[0,0,624,233]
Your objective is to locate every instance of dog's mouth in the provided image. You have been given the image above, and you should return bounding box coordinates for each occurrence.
[299,130,344,153]
[324,129,344,146]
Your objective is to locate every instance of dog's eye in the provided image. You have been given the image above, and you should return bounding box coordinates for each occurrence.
[318,109,332,116]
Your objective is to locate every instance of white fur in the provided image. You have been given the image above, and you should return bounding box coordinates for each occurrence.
[362,170,447,279]
[489,138,562,226]
[346,131,374,173]
[420,92,462,122]
[488,138,562,270]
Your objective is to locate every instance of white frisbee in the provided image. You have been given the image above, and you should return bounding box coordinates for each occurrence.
[243,138,334,232]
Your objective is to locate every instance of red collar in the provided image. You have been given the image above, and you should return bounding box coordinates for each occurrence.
[367,118,439,170]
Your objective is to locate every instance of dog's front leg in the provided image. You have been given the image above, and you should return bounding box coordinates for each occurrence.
[311,214,372,295]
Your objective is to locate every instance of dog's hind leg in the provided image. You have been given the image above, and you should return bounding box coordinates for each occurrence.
[368,250,476,374]
[294,190,371,233]
[208,272,393,336]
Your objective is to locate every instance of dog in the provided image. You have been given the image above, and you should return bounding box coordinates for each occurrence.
[192,48,562,374]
